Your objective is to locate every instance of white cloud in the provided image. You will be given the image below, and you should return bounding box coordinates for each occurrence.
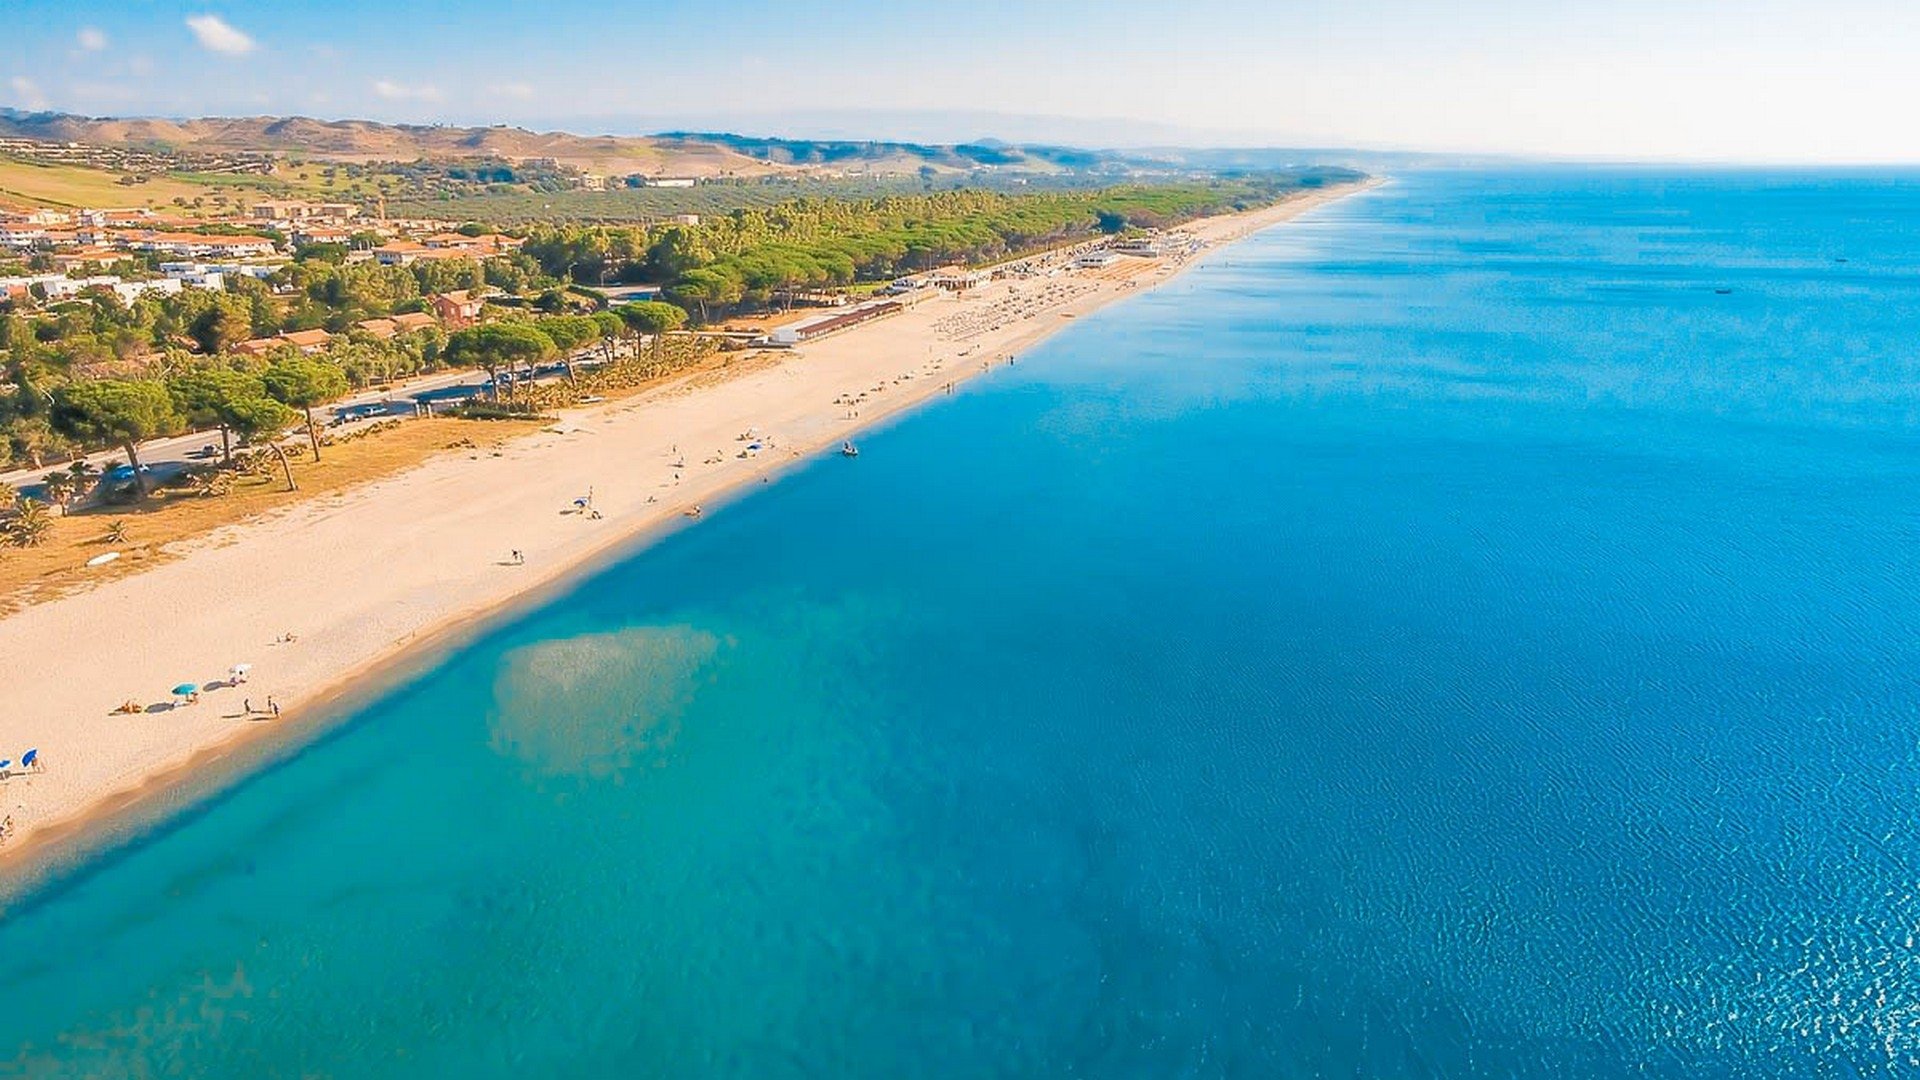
[8,76,49,110]
[186,14,257,56]
[373,78,443,102]
[489,82,535,100]
[76,27,108,52]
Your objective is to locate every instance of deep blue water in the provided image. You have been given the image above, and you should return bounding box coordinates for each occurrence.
[8,170,1920,1077]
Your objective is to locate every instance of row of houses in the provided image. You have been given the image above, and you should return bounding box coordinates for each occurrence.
[1,216,277,258]
[1,199,355,256]
[228,291,487,355]
[0,273,186,305]
[3,199,546,273]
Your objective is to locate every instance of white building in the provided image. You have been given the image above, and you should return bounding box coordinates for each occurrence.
[160,261,279,282]
[0,225,46,248]
[130,233,278,258]
[38,275,184,303]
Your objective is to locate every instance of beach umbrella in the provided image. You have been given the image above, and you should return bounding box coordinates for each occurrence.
[172,683,199,696]
[230,663,251,678]
[21,749,36,768]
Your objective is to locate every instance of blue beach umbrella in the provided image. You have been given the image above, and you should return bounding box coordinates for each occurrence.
[21,749,36,768]
[172,683,199,696]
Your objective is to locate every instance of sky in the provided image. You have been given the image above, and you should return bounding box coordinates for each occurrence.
[8,0,1920,163]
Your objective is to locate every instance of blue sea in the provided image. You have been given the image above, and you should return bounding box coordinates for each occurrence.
[7,170,1920,1077]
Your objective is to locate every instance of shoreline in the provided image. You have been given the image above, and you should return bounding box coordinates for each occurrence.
[0,178,1380,900]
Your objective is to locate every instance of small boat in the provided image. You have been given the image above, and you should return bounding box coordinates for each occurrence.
[840,442,859,458]
[1714,288,1733,295]
[86,551,121,567]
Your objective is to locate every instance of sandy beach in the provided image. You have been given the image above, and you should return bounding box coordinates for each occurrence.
[0,180,1372,884]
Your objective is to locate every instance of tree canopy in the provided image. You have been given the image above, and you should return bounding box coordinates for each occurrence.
[50,379,180,496]
[264,354,350,460]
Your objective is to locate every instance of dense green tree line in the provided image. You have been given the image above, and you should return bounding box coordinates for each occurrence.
[521,177,1317,317]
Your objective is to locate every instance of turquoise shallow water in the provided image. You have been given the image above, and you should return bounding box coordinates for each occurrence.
[8,170,1920,1076]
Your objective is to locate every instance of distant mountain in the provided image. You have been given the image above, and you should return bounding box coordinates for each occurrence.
[0,109,1410,184]
[0,110,1272,180]
[649,132,1132,175]
[0,111,788,178]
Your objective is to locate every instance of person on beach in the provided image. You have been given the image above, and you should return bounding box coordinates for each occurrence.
[243,698,252,715]
[511,550,525,565]
[269,697,280,719]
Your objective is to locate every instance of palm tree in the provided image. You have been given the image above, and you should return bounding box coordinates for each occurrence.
[0,481,17,513]
[68,459,99,510]
[5,499,53,548]
[41,472,74,515]
[103,519,128,544]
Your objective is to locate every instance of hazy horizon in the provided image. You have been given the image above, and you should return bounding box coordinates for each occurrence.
[11,0,1920,165]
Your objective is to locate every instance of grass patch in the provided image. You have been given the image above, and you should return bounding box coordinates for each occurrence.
[0,157,211,210]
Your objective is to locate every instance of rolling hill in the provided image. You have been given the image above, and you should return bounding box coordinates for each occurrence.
[0,111,1156,180]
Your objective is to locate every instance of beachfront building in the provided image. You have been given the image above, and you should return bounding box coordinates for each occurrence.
[1111,236,1165,257]
[1074,251,1121,269]
[765,301,903,346]
[929,269,988,292]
